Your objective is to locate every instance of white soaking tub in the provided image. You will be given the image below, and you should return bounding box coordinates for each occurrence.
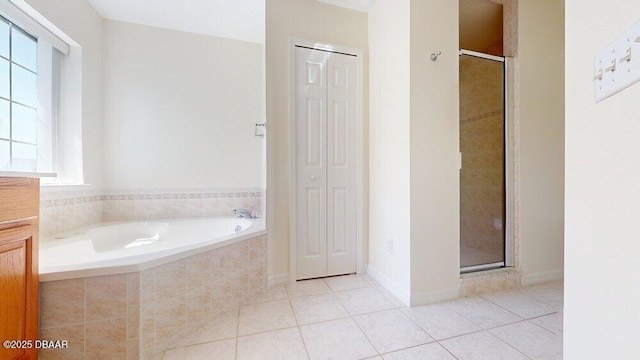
[38,217,268,358]
[39,216,266,281]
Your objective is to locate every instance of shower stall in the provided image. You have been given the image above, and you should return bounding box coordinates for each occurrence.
[459,49,507,272]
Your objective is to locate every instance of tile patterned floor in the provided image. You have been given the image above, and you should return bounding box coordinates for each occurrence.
[163,275,563,360]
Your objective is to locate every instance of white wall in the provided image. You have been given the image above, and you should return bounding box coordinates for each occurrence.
[266,0,368,281]
[409,0,461,304]
[26,0,105,187]
[518,0,565,285]
[103,20,264,189]
[565,0,640,358]
[367,0,412,302]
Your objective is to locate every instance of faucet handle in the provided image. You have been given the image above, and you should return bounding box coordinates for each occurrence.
[234,209,256,219]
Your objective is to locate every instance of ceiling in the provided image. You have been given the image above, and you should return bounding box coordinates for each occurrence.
[318,0,375,12]
[87,0,265,44]
[459,0,503,56]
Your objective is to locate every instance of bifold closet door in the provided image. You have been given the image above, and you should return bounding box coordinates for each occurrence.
[295,46,357,280]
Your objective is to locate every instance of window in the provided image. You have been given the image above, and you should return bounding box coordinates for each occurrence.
[0,14,59,175]
[0,1,83,183]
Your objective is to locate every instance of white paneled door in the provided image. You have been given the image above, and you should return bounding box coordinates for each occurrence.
[295,46,358,280]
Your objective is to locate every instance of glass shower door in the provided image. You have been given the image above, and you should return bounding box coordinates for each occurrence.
[459,50,506,272]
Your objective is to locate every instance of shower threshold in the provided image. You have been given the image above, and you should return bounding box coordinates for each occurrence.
[460,261,505,274]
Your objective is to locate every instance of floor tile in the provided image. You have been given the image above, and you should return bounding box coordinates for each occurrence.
[237,327,308,360]
[520,284,564,310]
[490,321,563,360]
[238,299,297,336]
[445,296,523,329]
[249,285,289,303]
[440,331,529,360]
[160,279,565,360]
[530,312,564,335]
[402,303,481,340]
[371,285,408,308]
[354,309,433,354]
[177,312,238,347]
[481,290,557,319]
[290,293,349,325]
[546,280,564,290]
[286,279,332,298]
[383,343,457,360]
[335,287,398,316]
[325,274,372,292]
[300,318,378,360]
[162,338,235,360]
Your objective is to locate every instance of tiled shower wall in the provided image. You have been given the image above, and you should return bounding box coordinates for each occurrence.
[459,54,505,257]
[39,188,265,236]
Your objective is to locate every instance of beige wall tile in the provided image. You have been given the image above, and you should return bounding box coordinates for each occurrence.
[128,305,140,340]
[185,286,211,315]
[155,296,186,353]
[127,338,140,360]
[86,274,127,321]
[186,253,211,291]
[85,317,127,359]
[154,260,186,300]
[39,324,84,360]
[140,270,155,304]
[127,273,140,306]
[40,279,85,328]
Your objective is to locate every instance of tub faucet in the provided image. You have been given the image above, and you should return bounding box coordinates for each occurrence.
[234,209,257,219]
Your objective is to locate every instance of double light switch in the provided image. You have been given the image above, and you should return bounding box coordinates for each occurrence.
[594,21,640,102]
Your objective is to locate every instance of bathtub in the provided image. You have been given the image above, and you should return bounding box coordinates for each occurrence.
[39,216,266,281]
[39,217,267,358]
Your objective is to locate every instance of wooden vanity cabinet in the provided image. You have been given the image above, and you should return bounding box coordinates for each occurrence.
[0,178,39,360]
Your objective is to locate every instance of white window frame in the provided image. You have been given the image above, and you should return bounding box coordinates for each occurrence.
[0,0,84,184]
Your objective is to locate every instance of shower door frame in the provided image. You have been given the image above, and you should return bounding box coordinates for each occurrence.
[459,49,514,274]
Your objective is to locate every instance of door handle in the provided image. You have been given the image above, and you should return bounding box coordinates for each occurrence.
[310,175,316,181]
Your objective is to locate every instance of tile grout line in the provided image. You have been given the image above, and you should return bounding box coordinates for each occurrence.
[485,328,536,360]
[287,295,312,360]
[475,293,536,320]
[477,293,557,321]
[397,307,439,342]
[526,317,562,336]
[349,306,382,357]
[235,306,240,360]
[435,340,462,360]
[479,287,561,314]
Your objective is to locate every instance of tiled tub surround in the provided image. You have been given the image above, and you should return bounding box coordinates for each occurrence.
[40,189,104,237]
[39,234,267,360]
[39,188,265,236]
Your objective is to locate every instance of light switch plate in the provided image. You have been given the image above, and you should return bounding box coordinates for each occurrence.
[594,21,640,102]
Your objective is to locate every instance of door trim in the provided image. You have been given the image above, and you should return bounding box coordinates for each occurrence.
[288,38,364,283]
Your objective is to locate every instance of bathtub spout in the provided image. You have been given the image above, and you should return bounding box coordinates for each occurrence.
[234,209,257,219]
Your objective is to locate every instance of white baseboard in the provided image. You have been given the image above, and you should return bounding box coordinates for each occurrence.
[521,269,564,286]
[267,273,290,287]
[366,264,411,306]
[410,286,460,306]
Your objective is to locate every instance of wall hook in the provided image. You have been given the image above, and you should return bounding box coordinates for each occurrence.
[430,51,442,62]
